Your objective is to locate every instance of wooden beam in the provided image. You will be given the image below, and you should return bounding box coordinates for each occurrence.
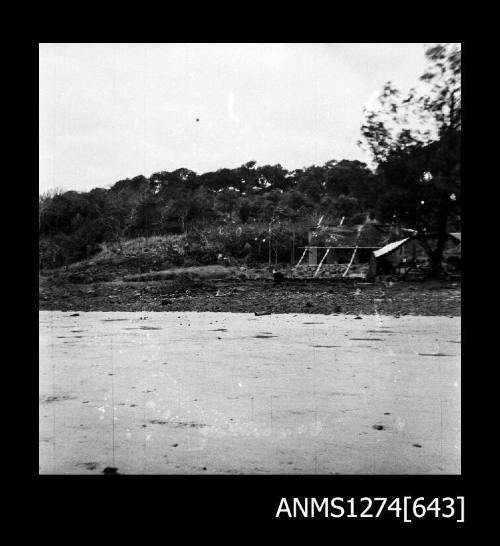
[297,246,381,250]
[342,247,358,277]
[314,248,331,278]
[342,224,366,277]
[295,248,308,268]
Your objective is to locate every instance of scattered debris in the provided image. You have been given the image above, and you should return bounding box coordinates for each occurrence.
[42,394,76,403]
[41,272,460,317]
[303,322,324,325]
[102,467,119,475]
[78,462,98,470]
[171,421,207,429]
[418,352,452,357]
[272,270,285,284]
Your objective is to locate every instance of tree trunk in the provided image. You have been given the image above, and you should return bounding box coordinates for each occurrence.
[429,200,451,278]
[431,227,448,278]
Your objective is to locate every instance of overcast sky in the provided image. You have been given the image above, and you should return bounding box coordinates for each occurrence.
[39,43,429,194]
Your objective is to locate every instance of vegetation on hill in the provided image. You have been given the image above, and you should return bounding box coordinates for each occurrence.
[39,159,380,269]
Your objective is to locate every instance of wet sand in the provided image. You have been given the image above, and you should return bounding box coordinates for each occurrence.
[39,311,460,474]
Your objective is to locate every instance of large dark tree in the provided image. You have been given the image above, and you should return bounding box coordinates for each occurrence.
[360,43,461,277]
[324,159,376,208]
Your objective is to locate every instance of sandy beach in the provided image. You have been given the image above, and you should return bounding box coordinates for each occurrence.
[39,311,460,474]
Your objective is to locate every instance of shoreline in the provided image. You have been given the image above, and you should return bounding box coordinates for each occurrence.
[39,278,461,316]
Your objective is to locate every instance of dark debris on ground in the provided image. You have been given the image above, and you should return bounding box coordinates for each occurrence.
[39,277,461,316]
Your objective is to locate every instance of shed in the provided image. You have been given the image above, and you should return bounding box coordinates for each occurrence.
[370,232,461,278]
[294,222,416,278]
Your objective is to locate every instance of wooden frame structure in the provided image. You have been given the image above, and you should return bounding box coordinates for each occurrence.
[294,245,382,278]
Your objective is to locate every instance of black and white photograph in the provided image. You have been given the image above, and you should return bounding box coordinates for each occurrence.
[38,43,461,477]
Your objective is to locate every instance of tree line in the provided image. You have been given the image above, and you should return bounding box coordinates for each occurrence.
[39,159,384,266]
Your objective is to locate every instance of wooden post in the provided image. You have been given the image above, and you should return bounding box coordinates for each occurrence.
[366,254,377,282]
[343,224,365,277]
[342,247,358,277]
[268,221,272,267]
[314,248,330,278]
[295,248,308,268]
[308,247,318,266]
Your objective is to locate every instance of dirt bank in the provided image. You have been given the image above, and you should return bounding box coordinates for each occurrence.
[39,275,461,316]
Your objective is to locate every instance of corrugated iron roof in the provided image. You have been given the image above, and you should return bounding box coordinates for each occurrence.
[309,223,401,248]
[373,237,413,259]
[374,232,461,259]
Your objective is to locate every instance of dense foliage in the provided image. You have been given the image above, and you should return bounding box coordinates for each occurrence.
[39,159,380,268]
